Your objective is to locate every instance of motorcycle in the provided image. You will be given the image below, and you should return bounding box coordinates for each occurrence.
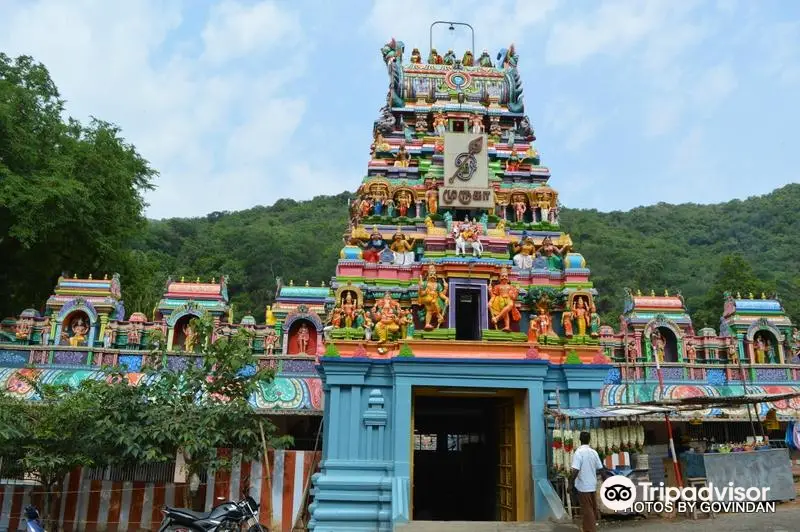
[24,505,45,532]
[158,495,266,531]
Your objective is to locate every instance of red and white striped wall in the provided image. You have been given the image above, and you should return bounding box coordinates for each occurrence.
[0,450,320,532]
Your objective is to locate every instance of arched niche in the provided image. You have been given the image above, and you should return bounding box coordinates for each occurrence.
[748,320,783,364]
[283,309,323,356]
[644,316,683,363]
[55,298,99,347]
[171,313,200,352]
[335,285,364,308]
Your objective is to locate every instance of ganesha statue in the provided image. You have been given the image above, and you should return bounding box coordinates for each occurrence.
[417,265,449,330]
[372,291,402,344]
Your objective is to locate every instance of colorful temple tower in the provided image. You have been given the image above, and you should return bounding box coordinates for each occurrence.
[305,34,610,530]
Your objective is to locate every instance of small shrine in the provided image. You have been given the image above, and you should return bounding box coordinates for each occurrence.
[154,276,231,351]
[721,291,796,365]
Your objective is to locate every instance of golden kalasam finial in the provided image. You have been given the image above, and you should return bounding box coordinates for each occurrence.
[88,273,93,280]
[650,289,655,297]
[73,274,78,279]
[289,280,294,286]
[181,276,185,282]
[212,277,216,283]
[305,280,310,287]
[664,289,669,296]
[749,292,754,299]
[636,289,642,296]
[761,292,767,299]
[196,277,200,283]
[321,280,326,287]
[104,273,108,280]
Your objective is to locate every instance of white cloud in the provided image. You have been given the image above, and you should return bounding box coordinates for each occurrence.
[201,0,301,64]
[543,99,601,152]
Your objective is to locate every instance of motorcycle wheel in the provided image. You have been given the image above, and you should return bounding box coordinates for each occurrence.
[247,525,267,532]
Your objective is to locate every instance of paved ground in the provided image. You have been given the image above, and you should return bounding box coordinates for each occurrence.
[597,502,800,531]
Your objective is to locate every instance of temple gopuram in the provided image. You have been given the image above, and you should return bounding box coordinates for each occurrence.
[2,26,800,532]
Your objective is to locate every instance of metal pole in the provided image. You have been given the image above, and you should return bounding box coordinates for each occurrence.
[653,331,684,488]
[430,21,475,55]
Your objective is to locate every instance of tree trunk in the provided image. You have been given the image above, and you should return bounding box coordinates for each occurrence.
[44,479,61,531]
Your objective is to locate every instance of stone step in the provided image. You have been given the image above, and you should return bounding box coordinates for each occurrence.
[395,521,578,532]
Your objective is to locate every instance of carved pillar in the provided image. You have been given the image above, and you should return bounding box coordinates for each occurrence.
[414,201,421,218]
[98,314,109,348]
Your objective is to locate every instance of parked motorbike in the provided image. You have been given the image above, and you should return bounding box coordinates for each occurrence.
[157,495,265,531]
[24,505,45,532]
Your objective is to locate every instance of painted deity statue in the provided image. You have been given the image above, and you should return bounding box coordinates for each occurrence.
[15,318,32,341]
[561,307,574,337]
[754,336,767,364]
[362,228,387,263]
[390,230,415,265]
[297,323,311,354]
[418,265,449,330]
[428,48,442,64]
[410,48,422,63]
[470,114,484,134]
[462,50,474,66]
[183,322,197,353]
[539,236,566,271]
[265,328,278,355]
[396,190,412,217]
[650,330,665,363]
[572,297,590,336]
[372,292,401,343]
[512,195,527,222]
[535,307,554,338]
[400,308,416,339]
[726,339,739,364]
[426,187,438,215]
[589,304,600,338]
[443,49,456,65]
[433,112,447,137]
[69,317,89,347]
[506,148,521,172]
[341,292,358,328]
[488,267,520,332]
[478,50,493,67]
[512,235,536,270]
[394,143,410,168]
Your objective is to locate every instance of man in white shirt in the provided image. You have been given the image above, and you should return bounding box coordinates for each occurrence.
[570,431,604,532]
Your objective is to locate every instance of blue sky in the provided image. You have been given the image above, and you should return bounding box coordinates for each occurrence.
[2,0,798,219]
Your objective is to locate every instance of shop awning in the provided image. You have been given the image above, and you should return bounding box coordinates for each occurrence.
[602,384,800,420]
[547,405,674,419]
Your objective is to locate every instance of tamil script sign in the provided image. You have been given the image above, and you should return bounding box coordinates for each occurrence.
[439,187,495,208]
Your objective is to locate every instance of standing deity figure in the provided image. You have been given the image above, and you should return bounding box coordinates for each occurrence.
[394,143,410,168]
[513,195,527,222]
[297,323,311,354]
[410,48,422,63]
[433,112,447,137]
[726,339,739,363]
[478,50,493,67]
[362,227,387,263]
[418,265,449,330]
[650,330,665,363]
[342,292,358,328]
[506,148,521,171]
[589,304,600,338]
[685,339,696,362]
[561,307,574,338]
[488,267,521,332]
[572,297,590,336]
[359,196,373,217]
[390,230,415,265]
[754,336,767,364]
[426,186,438,215]
[470,114,484,134]
[265,328,278,355]
[527,316,539,343]
[396,190,412,217]
[512,235,536,269]
[443,49,456,65]
[182,322,197,353]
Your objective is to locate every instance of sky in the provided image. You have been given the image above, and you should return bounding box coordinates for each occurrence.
[1,0,798,219]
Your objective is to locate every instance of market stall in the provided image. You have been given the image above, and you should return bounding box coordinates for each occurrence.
[546,404,675,517]
[638,392,800,501]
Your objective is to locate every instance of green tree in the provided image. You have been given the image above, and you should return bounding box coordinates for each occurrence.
[132,316,291,508]
[0,53,156,316]
[693,254,776,329]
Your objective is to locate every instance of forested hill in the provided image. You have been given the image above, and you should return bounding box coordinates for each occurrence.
[123,184,800,330]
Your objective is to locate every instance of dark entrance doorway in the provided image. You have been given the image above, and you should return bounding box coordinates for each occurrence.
[455,288,482,341]
[413,395,499,521]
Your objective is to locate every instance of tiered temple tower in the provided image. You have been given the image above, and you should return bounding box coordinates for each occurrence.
[306,35,610,530]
